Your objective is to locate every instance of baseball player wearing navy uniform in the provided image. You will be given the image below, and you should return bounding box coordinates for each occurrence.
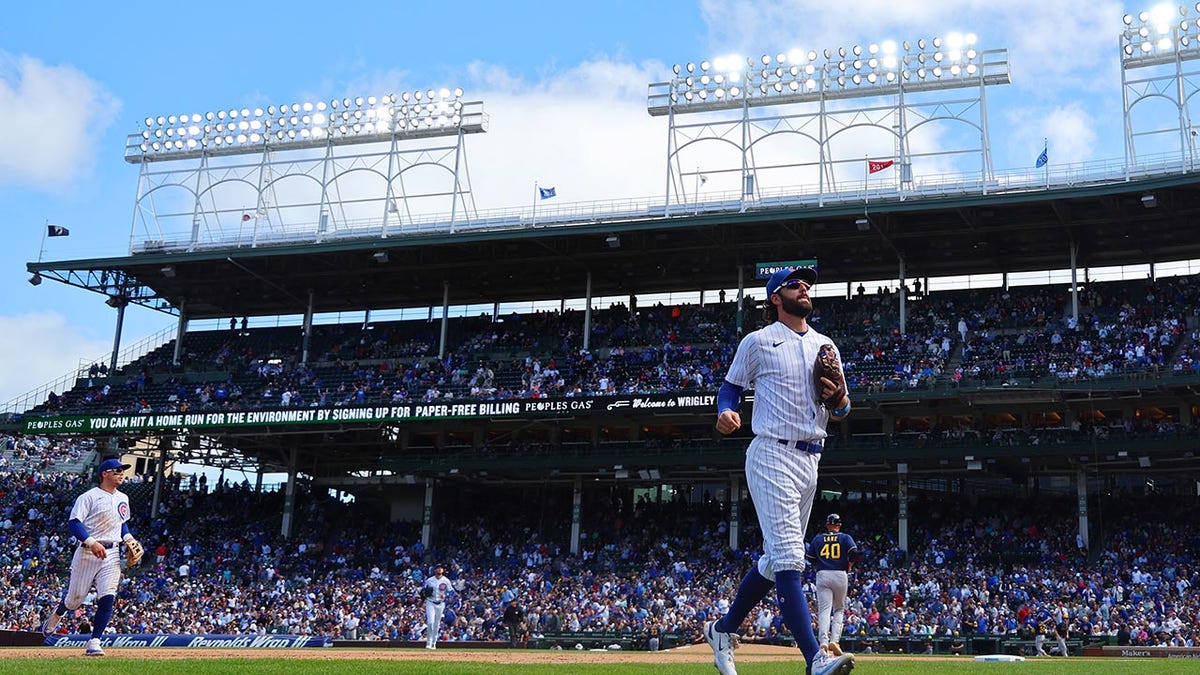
[41,458,141,656]
[422,565,452,649]
[704,266,854,675]
[806,513,858,651]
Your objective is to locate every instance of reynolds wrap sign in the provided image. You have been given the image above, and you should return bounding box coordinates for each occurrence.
[46,633,330,648]
[21,393,718,434]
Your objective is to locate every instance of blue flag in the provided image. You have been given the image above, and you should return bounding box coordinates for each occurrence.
[1035,147,1048,168]
[538,186,556,200]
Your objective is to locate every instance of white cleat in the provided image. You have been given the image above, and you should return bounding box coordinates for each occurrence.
[84,638,105,656]
[703,620,739,675]
[810,647,854,675]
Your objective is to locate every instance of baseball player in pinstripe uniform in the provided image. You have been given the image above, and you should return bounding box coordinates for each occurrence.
[704,266,854,675]
[806,513,858,653]
[421,565,452,649]
[41,458,142,656]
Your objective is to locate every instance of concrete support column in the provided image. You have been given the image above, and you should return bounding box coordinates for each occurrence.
[109,299,127,373]
[1077,468,1090,550]
[281,447,298,539]
[438,281,450,359]
[421,478,435,550]
[1069,241,1080,323]
[172,301,188,366]
[570,477,583,555]
[301,289,314,365]
[729,475,741,551]
[735,266,746,335]
[897,463,909,556]
[584,271,593,351]
[151,436,169,517]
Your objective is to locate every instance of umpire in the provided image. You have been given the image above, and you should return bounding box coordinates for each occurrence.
[806,513,859,654]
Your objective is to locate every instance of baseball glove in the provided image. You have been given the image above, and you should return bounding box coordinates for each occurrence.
[124,538,145,567]
[814,343,847,409]
[421,586,433,599]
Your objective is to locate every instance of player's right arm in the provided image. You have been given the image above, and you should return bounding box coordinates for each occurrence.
[716,381,743,434]
[68,518,106,559]
[717,333,759,435]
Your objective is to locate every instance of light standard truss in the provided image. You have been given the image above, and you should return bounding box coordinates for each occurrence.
[125,89,488,253]
[1120,4,1200,171]
[648,34,1010,213]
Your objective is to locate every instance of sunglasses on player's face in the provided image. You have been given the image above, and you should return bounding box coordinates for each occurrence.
[776,279,810,292]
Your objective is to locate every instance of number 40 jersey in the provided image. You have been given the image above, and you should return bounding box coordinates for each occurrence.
[806,530,858,572]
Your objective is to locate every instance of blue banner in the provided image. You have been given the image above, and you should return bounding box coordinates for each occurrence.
[46,633,331,648]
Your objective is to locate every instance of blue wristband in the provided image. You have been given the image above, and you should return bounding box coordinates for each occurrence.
[831,400,851,418]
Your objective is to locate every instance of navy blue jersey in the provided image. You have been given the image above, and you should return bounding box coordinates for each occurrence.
[806,531,858,572]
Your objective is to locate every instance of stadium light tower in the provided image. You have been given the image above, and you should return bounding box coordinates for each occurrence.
[648,34,1010,213]
[1120,4,1200,171]
[125,88,488,253]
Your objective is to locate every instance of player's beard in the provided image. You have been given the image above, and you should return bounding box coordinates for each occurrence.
[779,294,812,319]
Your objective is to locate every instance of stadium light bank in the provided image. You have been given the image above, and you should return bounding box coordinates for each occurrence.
[648,32,1009,115]
[124,87,486,162]
[1121,3,1200,67]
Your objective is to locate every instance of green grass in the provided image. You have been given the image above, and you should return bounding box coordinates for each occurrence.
[0,654,1196,675]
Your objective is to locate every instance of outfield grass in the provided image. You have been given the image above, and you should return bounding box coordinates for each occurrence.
[0,655,1194,674]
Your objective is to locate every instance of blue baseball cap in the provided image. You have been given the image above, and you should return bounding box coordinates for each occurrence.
[765,266,818,296]
[97,458,131,475]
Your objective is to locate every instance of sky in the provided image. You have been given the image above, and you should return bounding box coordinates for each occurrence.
[0,0,1184,405]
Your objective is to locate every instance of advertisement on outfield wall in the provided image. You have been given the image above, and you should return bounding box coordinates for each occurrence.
[19,392,720,434]
[45,634,331,648]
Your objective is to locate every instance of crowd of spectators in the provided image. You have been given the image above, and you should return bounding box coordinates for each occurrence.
[0,436,93,473]
[25,273,1200,418]
[0,460,1196,651]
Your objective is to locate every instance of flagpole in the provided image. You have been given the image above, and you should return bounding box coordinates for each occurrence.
[864,155,870,205]
[38,219,49,262]
[532,181,538,228]
[1043,138,1049,189]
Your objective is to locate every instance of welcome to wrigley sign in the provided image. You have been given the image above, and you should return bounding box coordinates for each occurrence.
[20,393,720,434]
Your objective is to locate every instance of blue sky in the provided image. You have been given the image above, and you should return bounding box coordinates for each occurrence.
[0,0,1176,402]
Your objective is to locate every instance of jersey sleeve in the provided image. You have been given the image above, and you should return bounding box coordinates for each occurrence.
[723,333,760,388]
[68,492,89,524]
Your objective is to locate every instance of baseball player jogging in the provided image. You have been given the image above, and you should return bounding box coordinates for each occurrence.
[41,458,144,656]
[704,266,855,675]
[421,564,452,649]
[806,513,858,653]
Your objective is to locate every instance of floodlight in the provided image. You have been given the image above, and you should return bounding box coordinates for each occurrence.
[1141,193,1158,207]
[161,265,176,277]
[605,235,620,248]
[372,251,389,263]
[855,217,870,231]
[28,273,41,286]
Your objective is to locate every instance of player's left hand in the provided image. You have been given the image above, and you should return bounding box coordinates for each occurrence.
[818,377,848,409]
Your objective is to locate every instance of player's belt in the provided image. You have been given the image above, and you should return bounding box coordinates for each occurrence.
[80,541,117,549]
[777,439,823,454]
[428,600,444,604]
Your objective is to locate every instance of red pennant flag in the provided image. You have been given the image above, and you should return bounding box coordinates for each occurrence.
[868,159,894,174]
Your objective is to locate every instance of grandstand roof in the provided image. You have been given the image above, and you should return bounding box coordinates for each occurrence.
[27,173,1200,319]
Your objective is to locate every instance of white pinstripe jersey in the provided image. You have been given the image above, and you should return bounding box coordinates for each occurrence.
[724,321,843,441]
[69,486,131,543]
[423,574,451,602]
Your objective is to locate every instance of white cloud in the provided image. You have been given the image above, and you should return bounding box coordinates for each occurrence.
[0,312,111,406]
[0,52,120,191]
